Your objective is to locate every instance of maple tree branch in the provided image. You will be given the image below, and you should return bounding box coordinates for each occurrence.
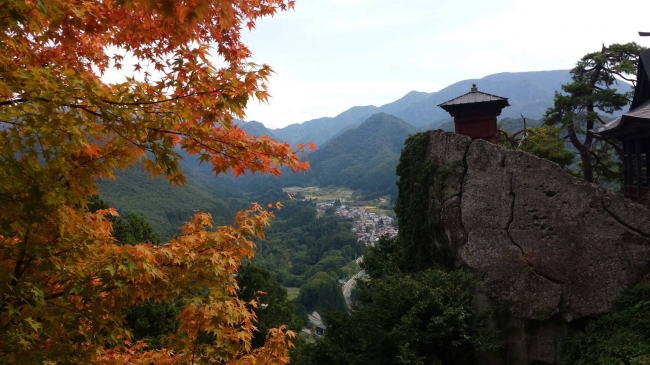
[5,98,291,173]
[109,128,151,152]
[10,231,29,289]
[43,285,120,302]
[50,302,85,315]
[19,248,75,262]
[57,147,127,182]
[146,126,283,165]
[0,98,103,117]
[190,318,207,365]
[0,119,23,126]
[66,104,103,117]
[0,98,29,106]
[100,88,226,106]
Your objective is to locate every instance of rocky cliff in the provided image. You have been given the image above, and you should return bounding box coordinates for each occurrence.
[397,130,650,364]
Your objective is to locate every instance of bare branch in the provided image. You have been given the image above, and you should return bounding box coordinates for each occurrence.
[588,149,618,179]
[600,137,624,158]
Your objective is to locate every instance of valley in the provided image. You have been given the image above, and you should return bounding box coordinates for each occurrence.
[90,68,640,364]
[5,1,649,363]
[94,71,582,339]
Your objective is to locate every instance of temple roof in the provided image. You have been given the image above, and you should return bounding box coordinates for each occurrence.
[438,84,510,111]
[594,99,650,138]
[633,48,650,107]
[595,48,650,138]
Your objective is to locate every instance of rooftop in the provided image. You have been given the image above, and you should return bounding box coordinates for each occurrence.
[438,84,510,108]
[594,98,650,137]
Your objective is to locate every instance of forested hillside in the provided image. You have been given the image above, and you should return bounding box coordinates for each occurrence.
[97,165,249,240]
[303,113,417,198]
[186,113,418,200]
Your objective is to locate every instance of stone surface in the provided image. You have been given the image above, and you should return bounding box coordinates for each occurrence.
[426,130,469,200]
[423,130,650,364]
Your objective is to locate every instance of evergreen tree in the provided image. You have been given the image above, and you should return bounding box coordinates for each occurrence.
[544,42,646,183]
[88,196,162,245]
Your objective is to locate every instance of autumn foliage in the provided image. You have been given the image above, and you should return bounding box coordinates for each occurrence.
[0,0,310,363]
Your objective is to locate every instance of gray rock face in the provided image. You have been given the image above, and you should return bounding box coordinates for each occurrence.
[423,130,650,364]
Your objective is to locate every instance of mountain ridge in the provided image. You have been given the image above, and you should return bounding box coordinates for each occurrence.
[250,70,632,148]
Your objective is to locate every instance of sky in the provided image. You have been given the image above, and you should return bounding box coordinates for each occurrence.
[239,0,650,129]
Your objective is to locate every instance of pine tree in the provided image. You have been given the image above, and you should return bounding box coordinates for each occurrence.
[544,43,646,183]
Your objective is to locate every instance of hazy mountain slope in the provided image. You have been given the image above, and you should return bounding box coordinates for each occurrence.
[238,120,279,139]
[271,105,380,147]
[388,70,633,128]
[217,113,418,197]
[378,90,431,114]
[305,113,417,195]
[436,117,544,133]
[387,71,566,127]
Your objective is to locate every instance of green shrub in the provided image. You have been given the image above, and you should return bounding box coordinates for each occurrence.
[561,282,650,365]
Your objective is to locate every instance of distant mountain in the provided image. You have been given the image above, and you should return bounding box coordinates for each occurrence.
[211,113,418,198]
[437,117,544,134]
[387,70,579,128]
[271,105,380,146]
[235,120,279,139]
[262,70,633,147]
[377,90,431,115]
[304,113,417,198]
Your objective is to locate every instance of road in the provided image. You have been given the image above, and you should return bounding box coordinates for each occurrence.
[342,220,379,307]
[343,256,365,308]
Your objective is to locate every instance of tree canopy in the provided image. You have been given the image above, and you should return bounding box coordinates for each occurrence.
[295,242,496,365]
[499,123,575,169]
[0,0,312,363]
[235,263,303,349]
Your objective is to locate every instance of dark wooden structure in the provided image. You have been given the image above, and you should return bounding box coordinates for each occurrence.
[438,84,510,144]
[594,48,650,203]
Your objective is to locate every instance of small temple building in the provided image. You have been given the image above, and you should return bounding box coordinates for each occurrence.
[594,48,650,203]
[438,84,510,144]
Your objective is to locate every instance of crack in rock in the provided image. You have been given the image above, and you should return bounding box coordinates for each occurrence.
[503,156,564,290]
[454,138,473,247]
[601,199,650,239]
[505,170,524,256]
